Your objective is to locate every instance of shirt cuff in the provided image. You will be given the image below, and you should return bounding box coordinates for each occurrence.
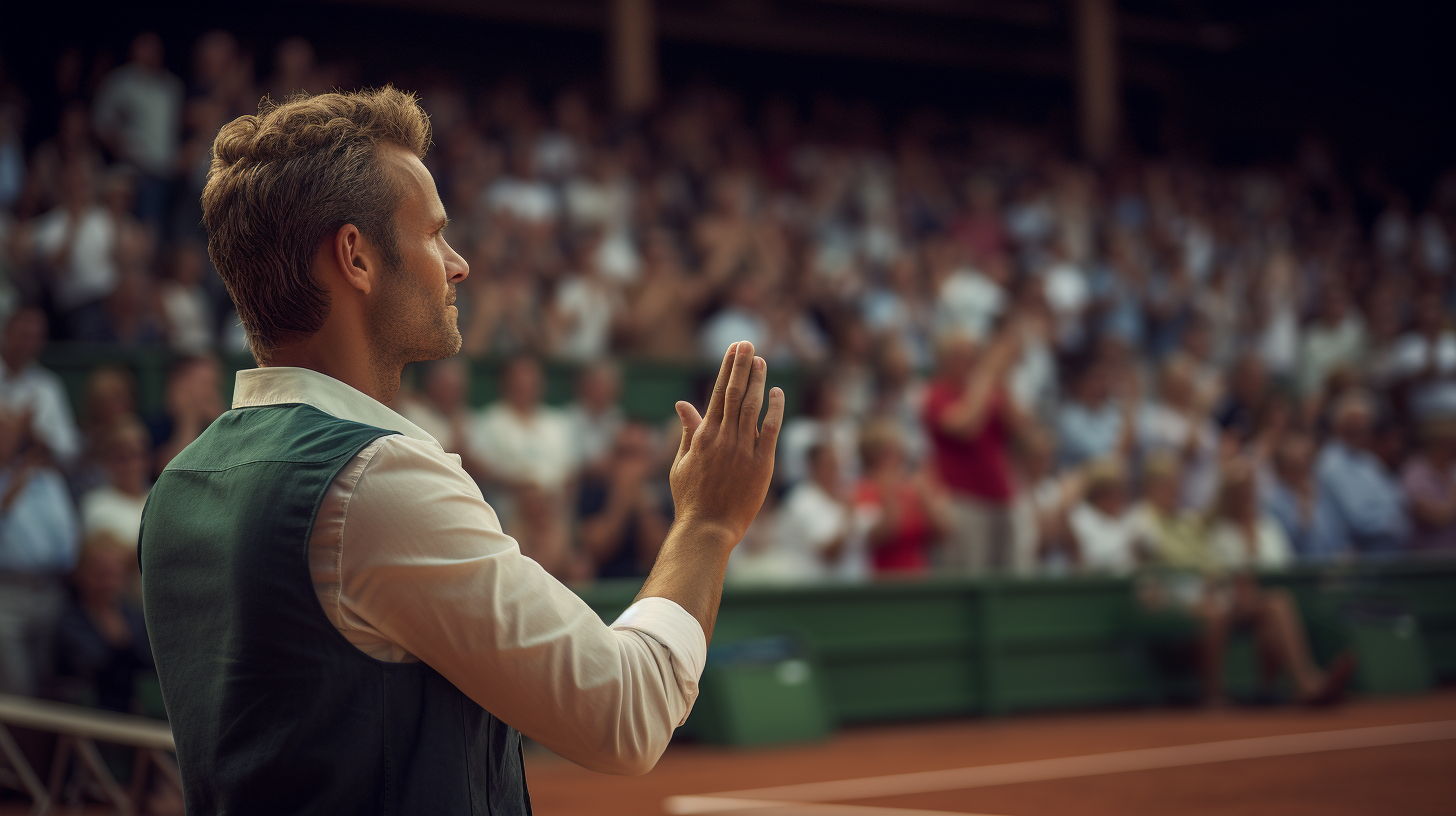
[609,596,707,713]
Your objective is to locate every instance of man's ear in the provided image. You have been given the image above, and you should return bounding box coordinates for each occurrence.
[330,223,375,296]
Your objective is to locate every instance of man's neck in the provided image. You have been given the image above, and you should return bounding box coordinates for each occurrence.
[266,345,402,405]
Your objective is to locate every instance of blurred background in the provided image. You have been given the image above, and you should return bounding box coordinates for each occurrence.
[0,1,1454,814]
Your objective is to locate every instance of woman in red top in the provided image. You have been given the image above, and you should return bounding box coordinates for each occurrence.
[854,420,952,575]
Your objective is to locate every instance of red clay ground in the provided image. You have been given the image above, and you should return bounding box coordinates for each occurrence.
[4,691,1451,814]
[523,690,1456,816]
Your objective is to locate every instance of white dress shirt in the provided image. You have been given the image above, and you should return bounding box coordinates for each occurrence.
[230,367,706,775]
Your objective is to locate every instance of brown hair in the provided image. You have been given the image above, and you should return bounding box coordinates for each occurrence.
[201,87,432,363]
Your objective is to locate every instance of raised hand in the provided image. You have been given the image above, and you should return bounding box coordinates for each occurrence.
[669,341,785,545]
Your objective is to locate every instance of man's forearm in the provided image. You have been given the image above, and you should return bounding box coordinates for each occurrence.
[634,520,735,645]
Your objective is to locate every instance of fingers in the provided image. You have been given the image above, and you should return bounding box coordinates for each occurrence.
[740,356,766,439]
[674,400,703,463]
[704,342,739,426]
[722,340,756,431]
[758,386,785,454]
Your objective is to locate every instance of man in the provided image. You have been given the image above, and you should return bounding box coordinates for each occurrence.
[92,32,182,225]
[923,325,1034,571]
[1315,389,1409,556]
[140,88,784,815]
[0,306,82,467]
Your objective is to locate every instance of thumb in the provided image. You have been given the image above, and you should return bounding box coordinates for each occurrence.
[674,401,703,462]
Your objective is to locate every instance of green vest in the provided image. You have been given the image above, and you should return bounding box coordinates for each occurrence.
[140,404,531,815]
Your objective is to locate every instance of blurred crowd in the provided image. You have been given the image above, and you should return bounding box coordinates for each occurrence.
[2,30,1456,708]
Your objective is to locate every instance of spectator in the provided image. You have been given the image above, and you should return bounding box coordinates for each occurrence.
[772,442,867,582]
[924,327,1032,571]
[158,241,216,352]
[0,306,82,466]
[29,161,120,339]
[53,533,152,713]
[396,358,476,462]
[149,353,225,473]
[79,418,152,550]
[576,423,670,578]
[854,420,948,576]
[779,371,860,489]
[1299,286,1366,398]
[1056,358,1135,469]
[1202,463,1354,705]
[0,401,79,695]
[469,355,576,493]
[1137,354,1221,510]
[564,359,625,475]
[1401,419,1456,553]
[1316,390,1409,555]
[1262,430,1351,562]
[548,233,623,361]
[92,32,182,225]
[1215,352,1271,443]
[700,273,770,362]
[1067,459,1145,575]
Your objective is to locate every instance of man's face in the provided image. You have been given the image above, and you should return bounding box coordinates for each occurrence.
[369,146,469,365]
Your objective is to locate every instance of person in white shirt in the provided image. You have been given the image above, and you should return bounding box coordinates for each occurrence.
[1200,461,1353,706]
[0,307,82,467]
[1066,460,1150,576]
[770,443,869,582]
[80,418,152,550]
[29,162,119,332]
[143,88,787,810]
[564,359,626,475]
[92,32,182,225]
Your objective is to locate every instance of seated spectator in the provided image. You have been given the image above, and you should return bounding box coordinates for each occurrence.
[1055,357,1134,469]
[1298,286,1366,398]
[149,353,225,473]
[71,366,138,497]
[925,326,1037,572]
[395,358,475,458]
[772,443,867,582]
[1201,463,1354,705]
[1067,459,1144,575]
[470,355,577,576]
[80,418,152,550]
[54,534,152,713]
[564,359,625,476]
[30,161,121,338]
[469,354,577,492]
[853,421,948,576]
[1015,430,1083,574]
[548,233,623,362]
[1262,430,1351,562]
[1401,418,1456,553]
[576,423,671,579]
[1137,354,1221,510]
[1214,352,1270,443]
[779,371,860,489]
[0,404,80,695]
[1316,390,1409,556]
[0,306,82,467]
[700,273,770,362]
[1135,452,1217,577]
[157,242,216,353]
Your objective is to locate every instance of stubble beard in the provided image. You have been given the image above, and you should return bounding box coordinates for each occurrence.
[368,272,463,378]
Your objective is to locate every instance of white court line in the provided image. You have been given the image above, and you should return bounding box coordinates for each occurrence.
[665,799,1000,816]
[663,719,1456,815]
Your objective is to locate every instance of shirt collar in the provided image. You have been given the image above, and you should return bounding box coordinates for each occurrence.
[231,367,439,446]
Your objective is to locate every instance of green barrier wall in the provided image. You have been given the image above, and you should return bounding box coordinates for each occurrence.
[39,344,807,423]
[576,562,1456,731]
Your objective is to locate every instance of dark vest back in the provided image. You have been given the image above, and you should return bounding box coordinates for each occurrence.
[140,403,530,815]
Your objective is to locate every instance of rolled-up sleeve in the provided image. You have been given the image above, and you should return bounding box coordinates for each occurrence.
[336,435,705,775]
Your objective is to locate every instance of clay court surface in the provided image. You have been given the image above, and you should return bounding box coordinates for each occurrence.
[524,690,1456,816]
